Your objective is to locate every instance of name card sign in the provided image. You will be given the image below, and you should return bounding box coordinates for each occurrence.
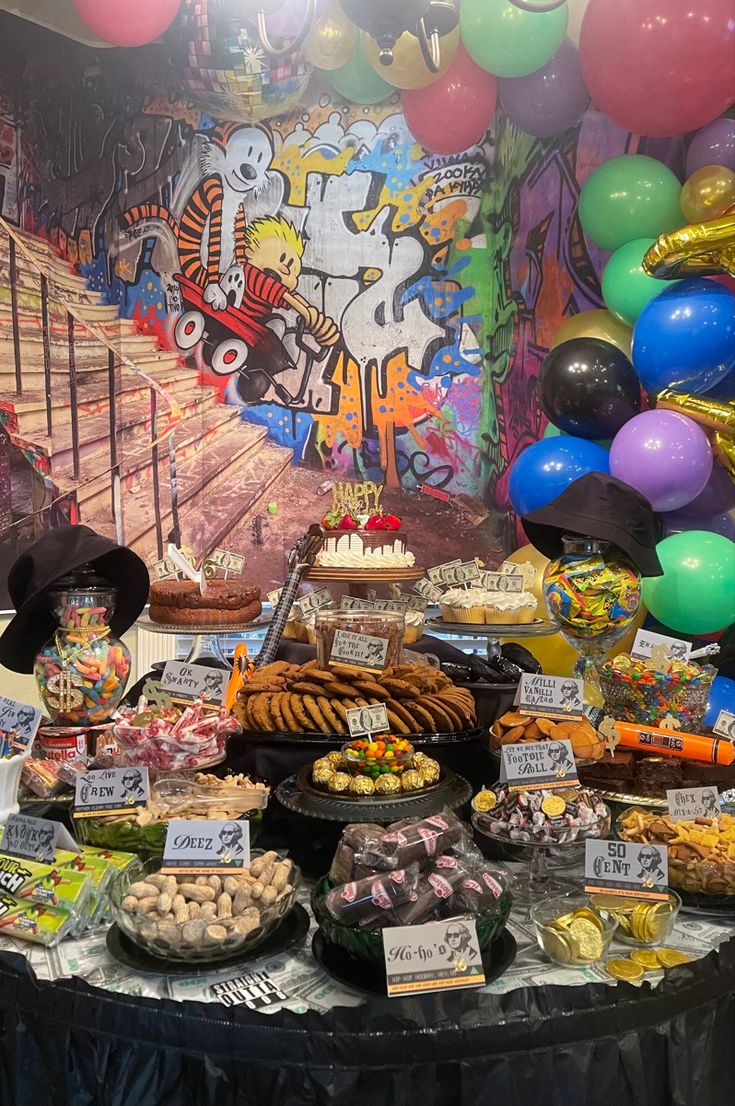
[296,588,333,617]
[346,703,390,738]
[714,710,735,741]
[584,839,669,901]
[631,629,691,662]
[383,920,485,997]
[161,818,250,874]
[479,571,524,593]
[500,740,579,790]
[667,786,720,822]
[161,661,226,707]
[413,578,443,603]
[0,697,43,755]
[329,629,389,674]
[515,674,585,720]
[73,767,150,818]
[1,815,76,863]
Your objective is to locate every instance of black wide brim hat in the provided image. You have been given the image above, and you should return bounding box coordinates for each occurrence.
[521,473,664,578]
[0,525,150,674]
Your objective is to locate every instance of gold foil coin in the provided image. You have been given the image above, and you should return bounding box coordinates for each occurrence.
[474,790,497,812]
[606,959,645,982]
[541,795,566,817]
[630,949,663,970]
[568,917,604,962]
[657,949,692,968]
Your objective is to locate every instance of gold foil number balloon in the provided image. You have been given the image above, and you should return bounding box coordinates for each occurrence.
[643,210,735,280]
[681,166,735,223]
[304,2,357,70]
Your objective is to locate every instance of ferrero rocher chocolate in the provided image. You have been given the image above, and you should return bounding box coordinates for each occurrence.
[375,774,401,796]
[418,758,440,784]
[324,751,344,768]
[348,776,376,796]
[313,764,335,786]
[327,771,351,794]
[401,770,423,792]
[313,757,334,775]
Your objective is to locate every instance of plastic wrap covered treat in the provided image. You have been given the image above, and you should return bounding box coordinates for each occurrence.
[472,786,610,845]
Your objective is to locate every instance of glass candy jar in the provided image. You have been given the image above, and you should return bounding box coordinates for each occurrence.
[543,537,641,695]
[34,566,132,726]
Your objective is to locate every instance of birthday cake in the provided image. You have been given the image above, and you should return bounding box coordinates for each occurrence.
[315,482,416,570]
[149,579,262,626]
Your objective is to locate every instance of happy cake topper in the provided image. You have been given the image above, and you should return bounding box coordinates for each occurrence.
[330,481,383,519]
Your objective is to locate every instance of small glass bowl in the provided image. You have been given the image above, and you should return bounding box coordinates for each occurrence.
[341,739,414,778]
[588,889,680,947]
[531,893,618,967]
[108,854,300,963]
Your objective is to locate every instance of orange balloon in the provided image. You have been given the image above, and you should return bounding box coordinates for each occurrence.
[681,165,735,223]
[550,309,633,359]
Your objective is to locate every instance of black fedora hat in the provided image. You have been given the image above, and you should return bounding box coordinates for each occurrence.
[521,473,664,578]
[0,525,150,674]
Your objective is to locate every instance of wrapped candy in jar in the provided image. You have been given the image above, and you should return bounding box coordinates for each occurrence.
[543,538,641,646]
[598,652,715,729]
[33,567,131,726]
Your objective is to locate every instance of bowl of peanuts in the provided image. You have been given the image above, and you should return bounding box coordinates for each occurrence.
[109,850,300,963]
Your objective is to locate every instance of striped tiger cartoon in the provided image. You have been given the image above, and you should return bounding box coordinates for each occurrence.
[121,122,278,311]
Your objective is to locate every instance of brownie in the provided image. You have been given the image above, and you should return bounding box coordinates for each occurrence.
[580,750,636,781]
[637,756,683,797]
[150,579,261,610]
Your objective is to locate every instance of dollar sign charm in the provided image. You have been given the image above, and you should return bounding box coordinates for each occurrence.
[46,670,84,711]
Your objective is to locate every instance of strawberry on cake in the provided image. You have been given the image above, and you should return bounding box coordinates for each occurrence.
[315,510,416,570]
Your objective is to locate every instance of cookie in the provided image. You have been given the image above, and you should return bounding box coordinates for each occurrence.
[291,681,331,696]
[322,681,361,699]
[419,697,455,733]
[381,678,421,700]
[405,702,438,733]
[385,700,421,733]
[270,694,287,733]
[251,693,276,732]
[303,695,332,735]
[352,681,391,701]
[317,696,345,734]
[432,697,463,732]
[386,709,412,735]
[280,693,299,733]
[290,694,314,732]
[498,712,528,729]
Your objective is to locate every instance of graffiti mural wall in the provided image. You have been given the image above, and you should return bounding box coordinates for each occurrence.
[0,24,676,593]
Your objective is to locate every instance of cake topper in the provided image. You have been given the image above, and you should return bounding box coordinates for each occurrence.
[330,481,383,518]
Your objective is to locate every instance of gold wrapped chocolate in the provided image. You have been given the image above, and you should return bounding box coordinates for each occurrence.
[348,776,376,796]
[713,432,735,479]
[400,769,424,793]
[312,764,335,787]
[327,772,351,794]
[313,757,334,775]
[374,774,401,795]
[656,390,735,435]
[418,759,440,784]
[643,212,735,280]
[324,751,345,768]
[537,907,606,965]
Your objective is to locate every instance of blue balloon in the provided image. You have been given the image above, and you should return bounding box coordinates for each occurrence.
[508,437,610,516]
[705,675,735,728]
[632,278,735,395]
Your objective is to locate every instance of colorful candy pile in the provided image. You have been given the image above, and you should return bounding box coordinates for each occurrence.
[34,638,131,726]
[53,602,111,628]
[473,786,610,845]
[342,736,413,778]
[114,697,239,772]
[544,551,640,642]
[599,652,714,729]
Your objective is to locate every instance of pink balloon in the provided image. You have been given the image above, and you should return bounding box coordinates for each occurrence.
[74,0,182,46]
[580,0,735,138]
[403,45,497,156]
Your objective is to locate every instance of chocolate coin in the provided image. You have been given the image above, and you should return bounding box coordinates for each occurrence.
[606,958,644,982]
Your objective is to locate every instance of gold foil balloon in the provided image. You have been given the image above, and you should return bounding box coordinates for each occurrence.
[657,390,735,435]
[681,166,735,224]
[713,432,735,479]
[304,4,357,71]
[550,309,633,359]
[363,26,460,89]
[643,210,735,280]
[502,543,550,606]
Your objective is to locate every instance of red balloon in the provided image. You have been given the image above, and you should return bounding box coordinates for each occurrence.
[403,45,497,155]
[74,0,182,46]
[580,0,735,138]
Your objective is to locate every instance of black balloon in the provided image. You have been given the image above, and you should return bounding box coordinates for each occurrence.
[538,337,641,439]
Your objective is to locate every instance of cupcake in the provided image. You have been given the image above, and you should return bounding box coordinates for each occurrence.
[403,609,426,644]
[440,587,488,625]
[484,591,538,625]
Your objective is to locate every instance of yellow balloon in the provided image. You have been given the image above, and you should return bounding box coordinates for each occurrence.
[304,4,357,71]
[363,26,459,90]
[502,543,550,606]
[567,0,591,46]
[681,165,735,224]
[550,309,633,359]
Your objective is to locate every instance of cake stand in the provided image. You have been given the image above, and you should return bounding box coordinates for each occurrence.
[426,617,557,660]
[304,566,425,599]
[135,613,271,666]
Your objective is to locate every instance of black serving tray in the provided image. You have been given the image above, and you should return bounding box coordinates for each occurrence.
[276,767,473,823]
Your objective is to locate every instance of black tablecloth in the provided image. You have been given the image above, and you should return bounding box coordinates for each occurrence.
[1,932,734,1106]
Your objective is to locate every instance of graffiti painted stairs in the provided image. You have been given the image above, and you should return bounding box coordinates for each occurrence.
[0,228,293,568]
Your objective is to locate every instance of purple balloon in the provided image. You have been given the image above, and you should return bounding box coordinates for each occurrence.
[686,117,735,176]
[663,509,735,542]
[498,38,590,139]
[609,410,713,513]
[683,462,735,516]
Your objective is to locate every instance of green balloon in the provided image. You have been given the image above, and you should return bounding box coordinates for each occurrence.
[642,531,735,635]
[328,39,395,105]
[543,423,564,438]
[461,0,568,78]
[601,238,681,326]
[579,155,683,254]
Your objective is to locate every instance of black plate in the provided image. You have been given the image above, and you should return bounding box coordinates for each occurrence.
[677,889,735,917]
[296,763,443,802]
[276,768,473,823]
[105,904,310,976]
[237,727,484,747]
[311,927,517,997]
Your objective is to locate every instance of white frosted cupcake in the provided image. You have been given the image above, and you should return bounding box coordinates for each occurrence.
[441,587,488,625]
[484,591,538,625]
[403,609,426,644]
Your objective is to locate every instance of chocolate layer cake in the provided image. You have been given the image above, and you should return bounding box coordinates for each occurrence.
[149,579,261,626]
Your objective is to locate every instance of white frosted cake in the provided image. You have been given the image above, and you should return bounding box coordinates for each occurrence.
[316,529,416,569]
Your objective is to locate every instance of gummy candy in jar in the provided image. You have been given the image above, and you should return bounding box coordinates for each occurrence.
[33,565,132,726]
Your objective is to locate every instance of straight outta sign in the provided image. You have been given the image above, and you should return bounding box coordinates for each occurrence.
[211,971,288,1010]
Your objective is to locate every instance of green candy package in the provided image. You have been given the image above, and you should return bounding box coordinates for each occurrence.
[0,892,73,946]
[0,853,92,920]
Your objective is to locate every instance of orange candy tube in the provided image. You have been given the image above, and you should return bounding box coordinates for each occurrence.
[614,721,735,765]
